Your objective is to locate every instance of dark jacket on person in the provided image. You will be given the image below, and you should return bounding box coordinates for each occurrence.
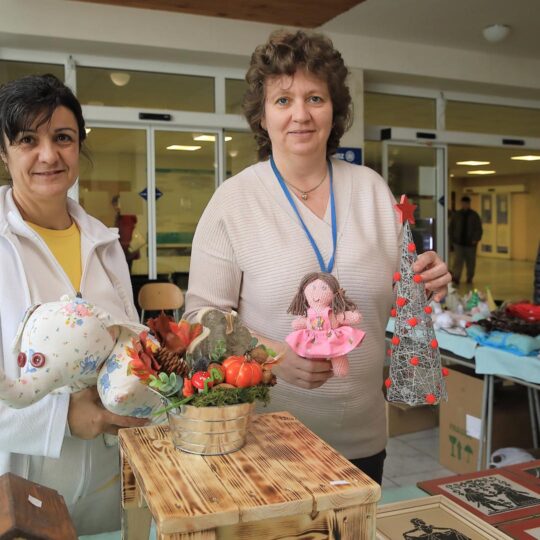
[449,208,483,247]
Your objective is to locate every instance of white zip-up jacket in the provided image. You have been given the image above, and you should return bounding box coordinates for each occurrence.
[0,185,139,535]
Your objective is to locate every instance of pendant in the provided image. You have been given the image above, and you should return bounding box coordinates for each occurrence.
[301,193,308,200]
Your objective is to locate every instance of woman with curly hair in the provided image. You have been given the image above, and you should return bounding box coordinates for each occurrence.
[185,29,450,484]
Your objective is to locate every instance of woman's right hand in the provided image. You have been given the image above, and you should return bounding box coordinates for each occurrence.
[273,346,333,390]
[68,386,148,439]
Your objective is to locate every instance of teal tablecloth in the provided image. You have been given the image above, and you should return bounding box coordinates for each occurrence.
[380,485,428,505]
[80,525,156,540]
[386,318,478,359]
[475,345,540,384]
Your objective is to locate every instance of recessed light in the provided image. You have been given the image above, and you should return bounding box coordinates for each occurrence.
[110,72,131,87]
[467,170,496,175]
[166,145,201,151]
[511,155,540,161]
[85,128,91,134]
[193,135,232,142]
[456,161,490,166]
[228,150,239,158]
[482,24,511,43]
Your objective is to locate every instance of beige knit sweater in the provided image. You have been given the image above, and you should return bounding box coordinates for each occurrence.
[185,158,401,459]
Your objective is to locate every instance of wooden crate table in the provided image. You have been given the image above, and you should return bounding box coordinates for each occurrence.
[119,411,380,540]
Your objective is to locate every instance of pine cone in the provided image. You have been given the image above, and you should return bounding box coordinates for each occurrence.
[155,347,190,377]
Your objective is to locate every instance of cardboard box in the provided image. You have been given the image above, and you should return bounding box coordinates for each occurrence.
[383,367,439,437]
[439,366,533,474]
[386,401,439,437]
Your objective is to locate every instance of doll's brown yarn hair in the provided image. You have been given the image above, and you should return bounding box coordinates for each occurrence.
[287,272,358,316]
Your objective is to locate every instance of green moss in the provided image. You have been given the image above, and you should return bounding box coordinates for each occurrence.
[189,385,271,407]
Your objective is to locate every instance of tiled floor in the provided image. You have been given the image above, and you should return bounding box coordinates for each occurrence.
[453,256,534,302]
[382,427,453,489]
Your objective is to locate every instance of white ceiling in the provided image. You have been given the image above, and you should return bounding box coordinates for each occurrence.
[323,0,540,60]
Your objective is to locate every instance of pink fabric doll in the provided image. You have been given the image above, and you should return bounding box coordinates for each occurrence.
[286,272,365,377]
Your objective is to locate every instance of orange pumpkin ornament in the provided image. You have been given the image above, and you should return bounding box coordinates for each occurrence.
[222,355,263,388]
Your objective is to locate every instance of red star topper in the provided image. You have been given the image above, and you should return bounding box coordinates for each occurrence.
[394,194,417,224]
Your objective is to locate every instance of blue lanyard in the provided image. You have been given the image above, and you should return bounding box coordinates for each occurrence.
[271,156,337,273]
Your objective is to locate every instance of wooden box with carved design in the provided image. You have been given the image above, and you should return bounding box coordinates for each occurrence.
[119,411,380,539]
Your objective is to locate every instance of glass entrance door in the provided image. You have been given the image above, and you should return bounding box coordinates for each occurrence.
[382,142,447,257]
[79,126,149,277]
[479,192,511,259]
[153,129,218,281]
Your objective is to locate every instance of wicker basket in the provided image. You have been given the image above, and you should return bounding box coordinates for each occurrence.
[167,402,255,455]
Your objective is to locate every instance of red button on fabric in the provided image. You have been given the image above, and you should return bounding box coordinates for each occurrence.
[30,352,46,368]
[17,352,27,368]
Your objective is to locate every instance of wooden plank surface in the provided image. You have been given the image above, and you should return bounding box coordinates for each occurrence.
[120,425,239,535]
[76,0,366,29]
[216,504,376,540]
[120,412,379,536]
[250,413,380,511]
[204,428,314,523]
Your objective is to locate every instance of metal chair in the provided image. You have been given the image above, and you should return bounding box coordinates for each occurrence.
[138,282,184,323]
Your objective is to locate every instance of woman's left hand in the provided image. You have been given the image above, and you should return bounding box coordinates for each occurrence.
[412,251,451,302]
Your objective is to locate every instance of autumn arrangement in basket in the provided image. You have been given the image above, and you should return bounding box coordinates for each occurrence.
[127,308,279,410]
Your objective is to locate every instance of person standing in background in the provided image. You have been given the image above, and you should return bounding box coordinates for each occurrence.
[112,194,140,272]
[449,195,483,285]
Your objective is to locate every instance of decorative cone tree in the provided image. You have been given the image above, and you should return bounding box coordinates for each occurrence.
[386,195,448,406]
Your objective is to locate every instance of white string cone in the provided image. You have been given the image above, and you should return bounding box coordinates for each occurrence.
[386,219,448,406]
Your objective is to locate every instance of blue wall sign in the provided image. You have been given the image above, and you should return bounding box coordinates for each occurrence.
[335,147,363,165]
[139,187,163,201]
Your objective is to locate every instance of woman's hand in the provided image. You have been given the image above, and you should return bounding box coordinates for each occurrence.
[68,386,148,440]
[336,310,362,326]
[412,251,452,302]
[291,316,308,330]
[273,346,333,390]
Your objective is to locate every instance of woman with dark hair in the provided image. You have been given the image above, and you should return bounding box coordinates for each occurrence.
[185,30,450,484]
[0,74,146,534]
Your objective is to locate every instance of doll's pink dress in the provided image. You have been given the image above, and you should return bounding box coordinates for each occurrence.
[286,307,365,358]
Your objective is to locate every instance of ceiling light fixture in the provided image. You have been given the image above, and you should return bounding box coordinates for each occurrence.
[467,170,496,175]
[457,160,490,166]
[110,72,131,87]
[511,155,540,161]
[228,150,239,158]
[482,24,511,43]
[85,128,91,135]
[193,135,232,142]
[166,145,201,151]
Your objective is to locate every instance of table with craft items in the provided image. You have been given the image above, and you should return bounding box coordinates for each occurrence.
[386,318,540,472]
[119,411,380,540]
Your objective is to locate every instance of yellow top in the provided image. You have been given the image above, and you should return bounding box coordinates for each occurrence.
[27,221,82,291]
